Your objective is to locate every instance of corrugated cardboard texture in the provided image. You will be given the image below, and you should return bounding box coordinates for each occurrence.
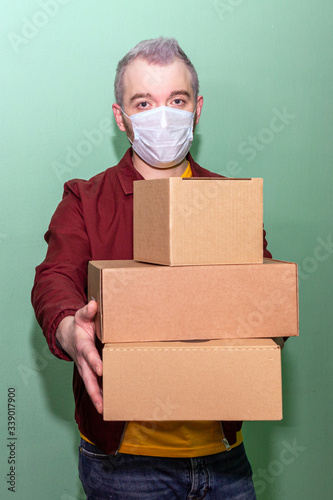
[88,259,299,343]
[133,177,263,265]
[103,338,282,421]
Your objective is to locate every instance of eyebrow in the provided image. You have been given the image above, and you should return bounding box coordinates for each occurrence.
[169,90,192,99]
[129,89,192,103]
[129,93,152,103]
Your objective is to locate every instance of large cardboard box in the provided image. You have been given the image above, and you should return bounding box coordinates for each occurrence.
[88,259,298,343]
[133,177,263,265]
[103,338,282,421]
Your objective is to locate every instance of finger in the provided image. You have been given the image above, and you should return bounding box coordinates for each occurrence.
[80,358,103,414]
[77,335,103,378]
[86,299,98,317]
[76,300,98,324]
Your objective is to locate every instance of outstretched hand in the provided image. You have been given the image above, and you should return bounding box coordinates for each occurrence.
[55,300,103,414]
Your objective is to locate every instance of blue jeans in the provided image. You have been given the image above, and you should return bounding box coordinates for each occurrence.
[78,438,256,499]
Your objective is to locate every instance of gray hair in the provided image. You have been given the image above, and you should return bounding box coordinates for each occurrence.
[114,37,199,107]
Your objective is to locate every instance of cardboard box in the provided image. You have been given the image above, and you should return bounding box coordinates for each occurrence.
[88,259,298,343]
[133,177,263,265]
[103,338,282,421]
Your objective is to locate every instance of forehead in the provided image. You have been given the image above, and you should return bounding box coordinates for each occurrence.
[122,58,193,102]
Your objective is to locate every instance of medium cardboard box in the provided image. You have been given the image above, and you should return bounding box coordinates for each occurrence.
[103,338,282,421]
[133,177,263,265]
[88,259,298,343]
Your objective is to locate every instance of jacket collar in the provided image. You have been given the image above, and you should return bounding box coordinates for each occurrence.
[116,149,144,195]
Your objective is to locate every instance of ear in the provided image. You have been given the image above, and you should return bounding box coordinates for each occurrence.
[112,103,126,132]
[195,95,204,125]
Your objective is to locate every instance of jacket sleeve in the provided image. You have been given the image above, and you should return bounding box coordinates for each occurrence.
[31,181,91,361]
[263,227,272,259]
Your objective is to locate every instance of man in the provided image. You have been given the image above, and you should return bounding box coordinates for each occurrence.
[32,37,271,499]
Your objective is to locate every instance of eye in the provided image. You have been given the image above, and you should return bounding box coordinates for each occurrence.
[171,98,185,106]
[137,101,150,109]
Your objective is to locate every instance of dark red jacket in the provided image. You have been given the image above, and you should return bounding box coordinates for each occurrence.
[31,148,272,454]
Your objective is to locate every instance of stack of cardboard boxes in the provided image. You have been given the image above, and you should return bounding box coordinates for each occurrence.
[88,177,298,422]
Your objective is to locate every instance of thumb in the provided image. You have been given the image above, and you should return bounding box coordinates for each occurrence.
[79,300,98,322]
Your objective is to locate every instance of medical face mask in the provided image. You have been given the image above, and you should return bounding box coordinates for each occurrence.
[122,106,195,168]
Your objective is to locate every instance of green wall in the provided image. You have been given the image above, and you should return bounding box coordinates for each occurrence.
[1,1,332,498]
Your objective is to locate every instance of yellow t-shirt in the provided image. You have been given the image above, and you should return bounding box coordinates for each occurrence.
[117,161,243,457]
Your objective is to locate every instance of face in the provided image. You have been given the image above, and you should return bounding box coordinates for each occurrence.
[113,58,203,142]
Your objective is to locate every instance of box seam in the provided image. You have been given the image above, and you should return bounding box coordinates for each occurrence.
[104,347,279,352]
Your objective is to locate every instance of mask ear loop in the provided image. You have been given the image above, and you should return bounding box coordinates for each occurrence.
[120,108,135,145]
[121,108,131,119]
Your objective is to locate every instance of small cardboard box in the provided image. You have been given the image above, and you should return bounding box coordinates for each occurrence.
[103,338,282,421]
[133,177,263,266]
[88,259,298,343]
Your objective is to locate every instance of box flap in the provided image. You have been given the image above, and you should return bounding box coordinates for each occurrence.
[103,338,280,351]
[181,177,252,181]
